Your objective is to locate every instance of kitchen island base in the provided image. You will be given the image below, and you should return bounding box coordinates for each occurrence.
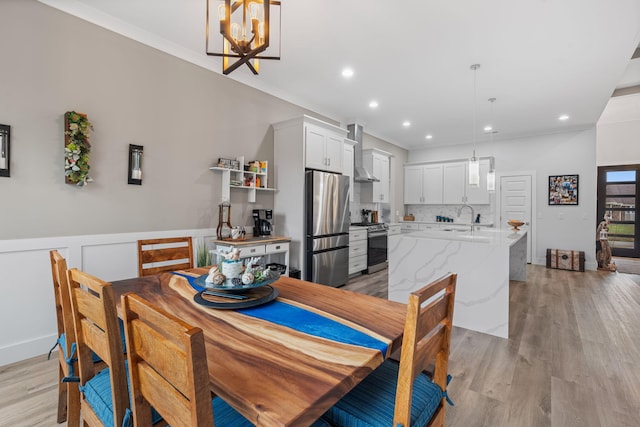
[389,229,527,339]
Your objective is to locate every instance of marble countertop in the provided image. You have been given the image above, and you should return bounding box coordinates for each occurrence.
[395,227,527,246]
[398,220,495,227]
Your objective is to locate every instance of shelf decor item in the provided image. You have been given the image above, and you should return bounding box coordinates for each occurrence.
[64,111,93,186]
[0,124,10,178]
[128,144,143,185]
[548,174,579,205]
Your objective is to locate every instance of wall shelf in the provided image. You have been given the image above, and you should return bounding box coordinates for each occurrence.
[210,157,276,203]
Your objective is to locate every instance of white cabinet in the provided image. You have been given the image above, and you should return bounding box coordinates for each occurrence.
[214,240,290,276]
[349,227,368,275]
[443,162,467,204]
[305,122,343,173]
[400,223,420,233]
[388,224,401,236]
[343,139,355,202]
[466,159,491,204]
[404,164,443,204]
[404,159,491,205]
[361,149,391,203]
[404,165,423,204]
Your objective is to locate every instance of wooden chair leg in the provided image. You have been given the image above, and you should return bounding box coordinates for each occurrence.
[56,364,67,423]
[66,382,81,427]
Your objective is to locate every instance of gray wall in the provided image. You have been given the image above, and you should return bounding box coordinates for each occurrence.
[0,0,341,239]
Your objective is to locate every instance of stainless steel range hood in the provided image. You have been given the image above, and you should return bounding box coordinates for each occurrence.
[347,123,379,183]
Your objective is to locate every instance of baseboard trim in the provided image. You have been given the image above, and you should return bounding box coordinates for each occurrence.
[0,333,57,367]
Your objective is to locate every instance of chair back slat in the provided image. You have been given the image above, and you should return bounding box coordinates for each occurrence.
[130,319,191,392]
[140,246,193,263]
[67,268,128,427]
[122,293,214,427]
[416,296,449,340]
[137,237,194,277]
[413,324,446,378]
[393,273,457,427]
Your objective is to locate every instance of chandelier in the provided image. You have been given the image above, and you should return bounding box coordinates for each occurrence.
[206,0,281,75]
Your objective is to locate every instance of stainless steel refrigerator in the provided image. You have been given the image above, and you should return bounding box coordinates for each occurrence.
[305,170,350,287]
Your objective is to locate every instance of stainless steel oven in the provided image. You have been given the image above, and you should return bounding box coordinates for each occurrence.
[351,222,388,273]
[366,224,388,273]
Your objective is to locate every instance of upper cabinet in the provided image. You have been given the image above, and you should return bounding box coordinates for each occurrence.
[361,149,391,203]
[404,164,443,204]
[404,158,491,205]
[443,162,467,204]
[343,139,356,202]
[466,159,491,204]
[305,122,344,173]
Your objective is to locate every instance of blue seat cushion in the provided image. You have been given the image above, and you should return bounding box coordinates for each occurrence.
[82,361,162,427]
[210,396,329,426]
[322,359,445,427]
[211,397,253,426]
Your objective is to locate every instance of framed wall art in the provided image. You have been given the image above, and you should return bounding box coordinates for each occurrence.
[0,124,10,178]
[549,174,579,205]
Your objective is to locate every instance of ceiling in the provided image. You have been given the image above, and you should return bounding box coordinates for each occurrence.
[40,0,640,150]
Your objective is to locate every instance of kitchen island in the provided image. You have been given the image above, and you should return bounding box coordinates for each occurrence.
[388,227,527,339]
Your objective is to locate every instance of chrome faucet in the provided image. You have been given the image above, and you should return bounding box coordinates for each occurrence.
[457,204,475,231]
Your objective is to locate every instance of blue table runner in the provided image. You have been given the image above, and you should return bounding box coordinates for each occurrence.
[172,272,388,355]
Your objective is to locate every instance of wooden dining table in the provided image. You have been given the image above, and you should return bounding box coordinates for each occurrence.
[111,267,406,426]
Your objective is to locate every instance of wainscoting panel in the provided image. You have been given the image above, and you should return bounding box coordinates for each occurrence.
[0,229,216,366]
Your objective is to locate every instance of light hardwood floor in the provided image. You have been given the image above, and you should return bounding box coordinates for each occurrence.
[2,265,639,426]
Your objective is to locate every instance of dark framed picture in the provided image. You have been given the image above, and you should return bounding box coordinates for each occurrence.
[549,174,579,205]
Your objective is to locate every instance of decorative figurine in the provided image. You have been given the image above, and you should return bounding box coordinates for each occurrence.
[220,248,241,261]
[242,272,255,285]
[596,215,616,271]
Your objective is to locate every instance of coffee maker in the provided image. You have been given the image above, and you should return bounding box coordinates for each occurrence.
[252,209,273,236]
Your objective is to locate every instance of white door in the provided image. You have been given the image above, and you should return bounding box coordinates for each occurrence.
[500,174,532,262]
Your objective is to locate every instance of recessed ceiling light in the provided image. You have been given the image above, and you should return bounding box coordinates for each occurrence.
[402,121,411,127]
[369,100,379,108]
[484,125,493,132]
[341,68,354,78]
[558,114,570,121]
[425,134,433,140]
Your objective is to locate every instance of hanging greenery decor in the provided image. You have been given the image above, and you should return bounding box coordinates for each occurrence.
[64,111,93,186]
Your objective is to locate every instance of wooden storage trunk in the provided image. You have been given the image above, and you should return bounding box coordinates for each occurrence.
[546,249,585,272]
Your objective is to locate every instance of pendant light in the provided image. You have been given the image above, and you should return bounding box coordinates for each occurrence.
[487,97,496,193]
[468,64,480,188]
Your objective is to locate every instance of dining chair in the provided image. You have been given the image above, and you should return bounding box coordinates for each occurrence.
[322,272,457,427]
[120,292,254,427]
[49,250,82,427]
[137,236,194,277]
[66,268,163,427]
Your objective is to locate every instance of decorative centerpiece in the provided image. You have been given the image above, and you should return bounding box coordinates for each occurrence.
[507,219,525,231]
[64,111,93,187]
[205,249,276,289]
